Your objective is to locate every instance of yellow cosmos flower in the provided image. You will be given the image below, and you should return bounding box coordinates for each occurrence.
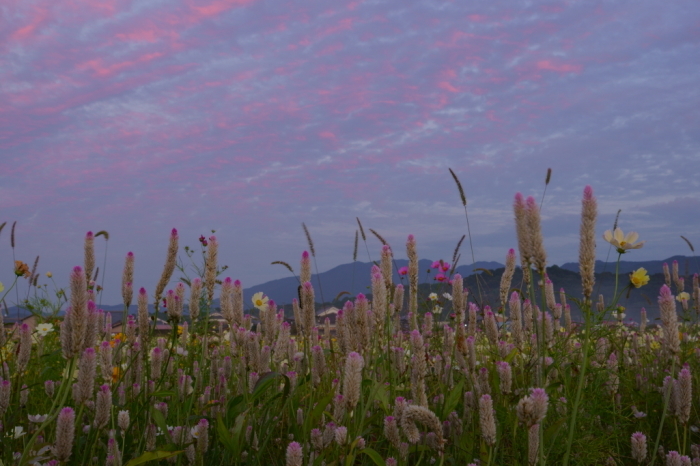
[677,292,691,302]
[630,268,650,288]
[110,333,126,347]
[252,292,269,311]
[603,228,645,254]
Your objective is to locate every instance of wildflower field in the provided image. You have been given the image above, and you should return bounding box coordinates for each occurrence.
[1,183,700,466]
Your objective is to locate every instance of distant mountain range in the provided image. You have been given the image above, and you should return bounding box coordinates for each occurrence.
[560,255,700,276]
[241,259,504,306]
[5,256,698,323]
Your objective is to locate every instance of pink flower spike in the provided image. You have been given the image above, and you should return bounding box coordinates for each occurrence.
[583,185,594,200]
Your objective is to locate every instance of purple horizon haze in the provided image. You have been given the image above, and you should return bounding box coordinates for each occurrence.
[1,0,700,305]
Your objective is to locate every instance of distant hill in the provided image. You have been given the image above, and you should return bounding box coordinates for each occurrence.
[241,259,504,305]
[5,256,696,324]
[560,255,700,275]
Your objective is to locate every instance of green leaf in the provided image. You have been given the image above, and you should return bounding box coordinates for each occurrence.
[150,390,176,398]
[544,417,566,446]
[216,415,236,453]
[307,393,334,428]
[124,450,183,466]
[230,410,248,457]
[372,381,390,411]
[150,407,170,438]
[443,380,464,419]
[359,448,386,466]
[226,394,246,422]
[251,372,281,402]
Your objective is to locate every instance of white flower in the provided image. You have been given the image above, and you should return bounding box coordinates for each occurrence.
[35,323,54,336]
[191,427,200,439]
[176,347,188,357]
[157,425,174,436]
[603,228,645,253]
[442,293,452,301]
[612,311,626,321]
[252,292,269,311]
[28,414,48,423]
[428,293,438,301]
[8,426,26,439]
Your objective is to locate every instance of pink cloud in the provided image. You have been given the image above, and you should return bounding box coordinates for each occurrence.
[437,81,460,93]
[536,60,583,74]
[77,52,164,78]
[10,6,49,41]
[319,17,354,37]
[189,0,255,18]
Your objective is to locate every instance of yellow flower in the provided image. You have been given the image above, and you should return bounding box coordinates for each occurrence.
[46,272,53,278]
[0,282,4,293]
[630,268,650,288]
[110,333,126,347]
[677,292,690,302]
[603,228,645,253]
[252,292,269,311]
[177,325,184,335]
[112,366,122,383]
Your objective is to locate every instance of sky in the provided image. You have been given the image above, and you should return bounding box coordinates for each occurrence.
[1,0,700,307]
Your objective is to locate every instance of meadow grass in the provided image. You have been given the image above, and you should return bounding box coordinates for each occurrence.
[0,184,698,466]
